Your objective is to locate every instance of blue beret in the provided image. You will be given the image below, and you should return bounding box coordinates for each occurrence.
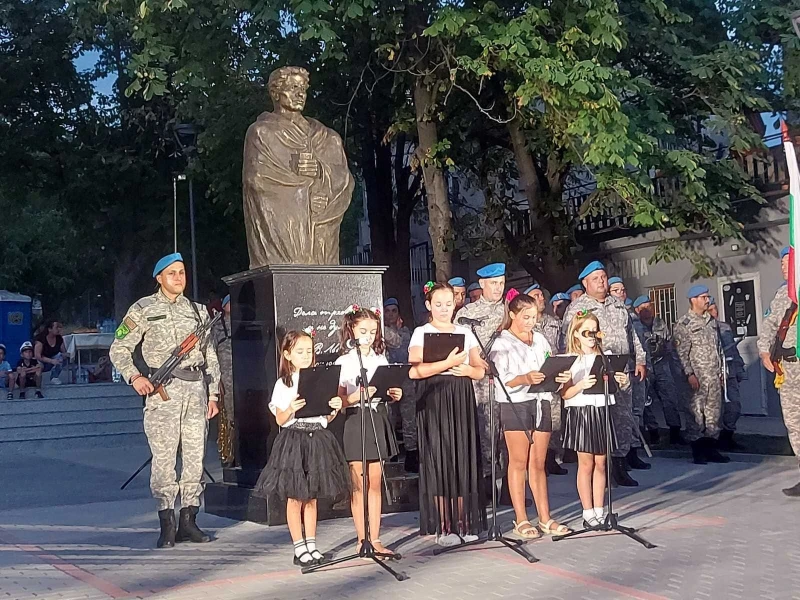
[608,276,624,286]
[384,297,399,308]
[476,263,506,278]
[578,260,606,280]
[566,284,584,295]
[625,298,633,307]
[550,292,570,304]
[448,277,466,288]
[632,295,650,308]
[781,246,790,259]
[467,282,481,293]
[687,284,709,299]
[222,295,230,307]
[709,296,716,306]
[153,252,184,277]
[524,284,540,294]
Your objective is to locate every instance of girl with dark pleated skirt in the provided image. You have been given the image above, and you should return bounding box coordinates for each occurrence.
[254,330,350,568]
[409,282,487,548]
[335,306,403,558]
[562,311,629,528]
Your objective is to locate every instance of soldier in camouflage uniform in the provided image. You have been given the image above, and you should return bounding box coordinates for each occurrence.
[757,247,800,496]
[708,297,746,451]
[455,263,507,482]
[526,284,568,475]
[383,297,417,472]
[562,262,647,486]
[110,253,221,548]
[673,285,729,465]
[634,296,686,446]
[213,295,234,466]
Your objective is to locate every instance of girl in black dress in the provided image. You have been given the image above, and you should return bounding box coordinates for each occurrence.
[254,330,350,567]
[335,307,403,557]
[409,282,487,547]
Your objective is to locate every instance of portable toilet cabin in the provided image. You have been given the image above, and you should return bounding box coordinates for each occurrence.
[0,291,32,365]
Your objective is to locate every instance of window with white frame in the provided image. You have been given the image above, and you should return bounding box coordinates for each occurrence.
[648,284,678,329]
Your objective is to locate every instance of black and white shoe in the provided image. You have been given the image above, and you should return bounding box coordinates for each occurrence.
[293,551,317,567]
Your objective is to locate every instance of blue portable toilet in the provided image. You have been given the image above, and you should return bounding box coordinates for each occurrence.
[0,291,32,366]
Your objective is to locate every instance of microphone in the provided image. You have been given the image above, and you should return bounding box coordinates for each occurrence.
[581,330,605,340]
[458,317,484,327]
[346,337,371,349]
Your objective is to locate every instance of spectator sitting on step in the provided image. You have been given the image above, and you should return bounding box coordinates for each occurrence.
[0,344,11,393]
[10,341,43,399]
[35,319,69,385]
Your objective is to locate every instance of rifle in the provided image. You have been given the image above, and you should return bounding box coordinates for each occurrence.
[769,303,797,377]
[149,310,223,401]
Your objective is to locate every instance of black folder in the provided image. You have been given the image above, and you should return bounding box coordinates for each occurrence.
[295,364,342,418]
[585,354,631,395]
[422,333,465,363]
[368,364,411,400]
[527,355,577,393]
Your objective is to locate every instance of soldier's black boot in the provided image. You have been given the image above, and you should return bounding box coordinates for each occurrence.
[404,449,419,473]
[626,447,651,470]
[176,507,212,543]
[704,438,731,463]
[647,428,660,446]
[718,429,742,451]
[545,449,568,475]
[782,468,800,497]
[670,427,688,446]
[157,509,176,549]
[691,439,707,464]
[611,457,639,486]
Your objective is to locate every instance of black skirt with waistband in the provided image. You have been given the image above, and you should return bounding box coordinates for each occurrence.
[342,403,399,462]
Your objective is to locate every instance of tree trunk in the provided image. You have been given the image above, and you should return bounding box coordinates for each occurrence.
[413,77,453,281]
[114,247,146,321]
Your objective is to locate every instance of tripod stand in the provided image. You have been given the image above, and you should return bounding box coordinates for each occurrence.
[302,347,406,581]
[552,350,655,549]
[434,326,537,563]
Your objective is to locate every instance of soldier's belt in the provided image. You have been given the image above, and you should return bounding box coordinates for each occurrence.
[171,366,205,382]
[781,347,798,362]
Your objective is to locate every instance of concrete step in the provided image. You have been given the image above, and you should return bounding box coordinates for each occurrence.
[0,419,143,442]
[0,396,142,415]
[0,432,147,454]
[0,407,142,428]
[31,382,138,400]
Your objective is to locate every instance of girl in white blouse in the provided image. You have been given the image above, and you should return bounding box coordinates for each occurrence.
[489,290,572,538]
[335,306,402,558]
[562,311,629,528]
[253,330,350,568]
[409,282,487,547]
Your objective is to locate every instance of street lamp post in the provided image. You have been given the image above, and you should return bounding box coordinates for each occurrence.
[173,123,200,300]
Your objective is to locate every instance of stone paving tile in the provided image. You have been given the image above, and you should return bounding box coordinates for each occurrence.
[1,454,799,600]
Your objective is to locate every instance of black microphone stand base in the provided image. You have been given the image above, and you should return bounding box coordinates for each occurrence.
[552,512,656,549]
[432,524,537,562]
[302,539,407,580]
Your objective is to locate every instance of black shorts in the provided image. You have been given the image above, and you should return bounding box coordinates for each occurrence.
[499,400,553,433]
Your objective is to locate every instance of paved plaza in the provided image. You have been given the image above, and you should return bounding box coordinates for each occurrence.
[0,445,799,600]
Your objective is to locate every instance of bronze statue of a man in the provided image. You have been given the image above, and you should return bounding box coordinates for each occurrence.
[243,67,354,267]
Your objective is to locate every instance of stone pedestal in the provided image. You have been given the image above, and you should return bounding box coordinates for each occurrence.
[204,264,419,524]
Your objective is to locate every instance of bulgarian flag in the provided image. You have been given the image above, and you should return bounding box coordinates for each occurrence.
[783,120,800,357]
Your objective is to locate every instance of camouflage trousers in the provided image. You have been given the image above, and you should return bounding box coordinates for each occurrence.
[400,379,417,452]
[611,384,635,457]
[722,379,742,432]
[474,379,505,478]
[547,394,563,451]
[780,362,800,465]
[685,373,722,442]
[143,378,209,511]
[221,369,234,426]
[643,361,683,430]
[631,376,646,449]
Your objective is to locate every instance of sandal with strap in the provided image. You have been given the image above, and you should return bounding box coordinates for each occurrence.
[539,519,572,535]
[512,520,542,540]
[293,551,316,567]
[373,539,400,560]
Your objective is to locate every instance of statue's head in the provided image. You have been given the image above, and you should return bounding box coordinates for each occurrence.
[268,66,310,113]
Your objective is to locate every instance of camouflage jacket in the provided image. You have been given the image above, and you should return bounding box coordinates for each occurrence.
[455,296,505,351]
[534,313,561,353]
[562,294,646,367]
[110,290,220,393]
[673,310,720,378]
[757,283,797,354]
[384,325,412,364]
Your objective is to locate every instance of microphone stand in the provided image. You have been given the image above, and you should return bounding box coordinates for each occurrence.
[434,325,538,563]
[302,343,406,581]
[552,342,655,549]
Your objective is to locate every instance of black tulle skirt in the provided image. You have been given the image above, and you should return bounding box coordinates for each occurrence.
[563,405,619,455]
[342,404,399,462]
[416,375,486,536]
[253,426,351,502]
